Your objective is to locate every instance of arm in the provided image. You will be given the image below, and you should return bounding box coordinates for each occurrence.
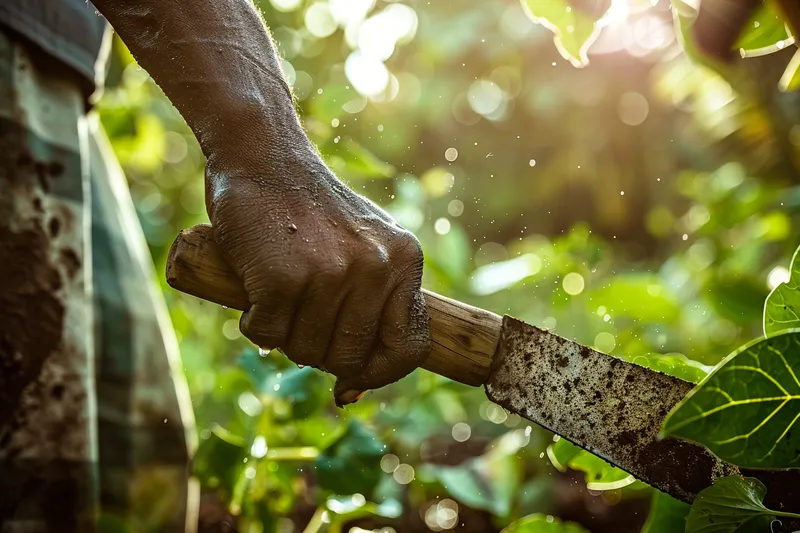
[91,0,430,404]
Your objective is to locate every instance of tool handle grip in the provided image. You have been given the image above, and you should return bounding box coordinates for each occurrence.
[166,224,501,386]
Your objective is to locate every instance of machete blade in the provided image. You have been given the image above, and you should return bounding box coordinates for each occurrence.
[484,316,737,502]
[485,316,800,514]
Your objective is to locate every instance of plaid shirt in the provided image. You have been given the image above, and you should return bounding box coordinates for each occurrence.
[0,30,197,532]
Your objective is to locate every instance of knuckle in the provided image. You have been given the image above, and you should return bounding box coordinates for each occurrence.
[389,232,423,264]
[353,240,391,279]
[248,267,306,301]
[309,261,348,287]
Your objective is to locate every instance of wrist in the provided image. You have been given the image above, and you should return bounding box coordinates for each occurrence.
[202,90,316,169]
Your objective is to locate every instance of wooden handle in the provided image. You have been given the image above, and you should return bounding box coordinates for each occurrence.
[166,224,502,386]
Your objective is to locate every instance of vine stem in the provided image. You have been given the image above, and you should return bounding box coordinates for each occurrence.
[302,508,327,533]
[267,446,319,461]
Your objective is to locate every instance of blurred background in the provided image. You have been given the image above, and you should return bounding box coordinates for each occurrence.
[96,0,800,531]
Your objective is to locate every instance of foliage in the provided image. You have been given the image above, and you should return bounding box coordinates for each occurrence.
[96,0,800,531]
[519,0,606,67]
[315,420,387,496]
[685,476,800,533]
[661,331,800,469]
[501,513,589,533]
[524,0,799,92]
[546,437,634,491]
[640,492,689,533]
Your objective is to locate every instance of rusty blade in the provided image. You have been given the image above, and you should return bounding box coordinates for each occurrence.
[484,316,800,506]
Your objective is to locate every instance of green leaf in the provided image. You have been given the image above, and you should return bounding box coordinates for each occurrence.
[237,348,280,394]
[519,0,606,67]
[315,420,387,496]
[546,438,634,491]
[546,437,581,471]
[501,513,589,533]
[426,431,523,517]
[735,3,792,56]
[764,246,800,336]
[193,425,248,494]
[661,332,800,469]
[586,275,680,323]
[641,491,690,533]
[237,348,327,417]
[266,365,327,418]
[685,476,800,533]
[779,49,800,92]
[706,274,768,324]
[628,353,711,384]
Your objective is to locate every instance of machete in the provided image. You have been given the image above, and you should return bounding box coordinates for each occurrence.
[166,224,799,512]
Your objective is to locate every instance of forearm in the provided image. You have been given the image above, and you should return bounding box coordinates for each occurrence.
[92,0,312,166]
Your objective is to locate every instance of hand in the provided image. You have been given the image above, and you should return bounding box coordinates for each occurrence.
[205,144,430,405]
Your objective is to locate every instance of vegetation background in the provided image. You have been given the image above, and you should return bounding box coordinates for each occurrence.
[96,0,800,531]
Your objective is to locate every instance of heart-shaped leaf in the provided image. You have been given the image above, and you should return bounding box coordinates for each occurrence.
[661,331,800,469]
[685,476,800,533]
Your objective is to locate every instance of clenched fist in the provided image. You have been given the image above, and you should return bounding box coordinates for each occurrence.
[205,142,430,405]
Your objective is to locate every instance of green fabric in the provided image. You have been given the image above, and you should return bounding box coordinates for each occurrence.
[0,29,195,532]
[0,0,108,96]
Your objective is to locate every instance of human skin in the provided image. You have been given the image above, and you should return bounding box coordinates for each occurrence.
[90,0,430,405]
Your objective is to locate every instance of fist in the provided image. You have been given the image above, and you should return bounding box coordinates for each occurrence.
[206,150,430,405]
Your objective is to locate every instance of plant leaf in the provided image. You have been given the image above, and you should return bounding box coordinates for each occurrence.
[519,0,607,67]
[641,491,690,533]
[627,353,711,384]
[661,331,800,469]
[735,3,793,56]
[765,246,800,335]
[501,513,589,533]
[315,420,387,496]
[685,476,791,533]
[546,438,634,491]
[426,431,523,518]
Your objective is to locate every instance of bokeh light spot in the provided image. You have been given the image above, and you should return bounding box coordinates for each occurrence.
[563,272,585,295]
[768,266,790,290]
[594,332,616,353]
[618,91,649,126]
[448,199,464,217]
[305,3,337,37]
[451,422,471,442]
[393,464,415,484]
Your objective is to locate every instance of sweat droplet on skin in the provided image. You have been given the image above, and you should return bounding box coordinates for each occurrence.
[288,223,298,232]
